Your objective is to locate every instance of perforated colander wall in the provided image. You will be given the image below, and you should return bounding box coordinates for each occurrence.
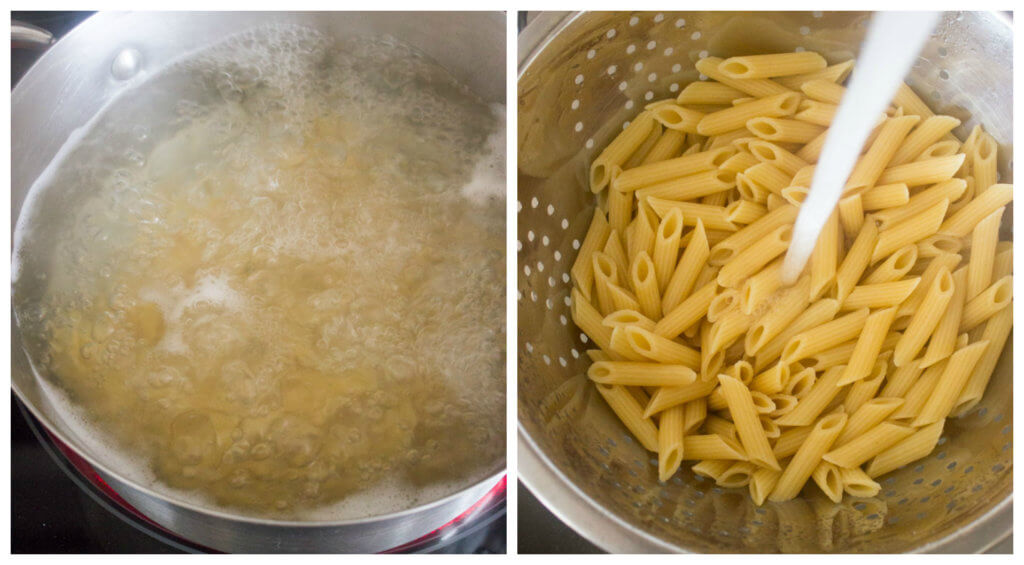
[518,11,1012,553]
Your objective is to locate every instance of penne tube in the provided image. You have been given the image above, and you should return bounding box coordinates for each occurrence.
[917,234,962,258]
[939,184,1012,237]
[772,426,813,459]
[873,178,966,230]
[842,358,888,413]
[823,422,916,468]
[782,308,870,364]
[745,275,812,355]
[607,178,634,235]
[796,128,829,162]
[971,131,998,192]
[749,467,783,506]
[834,397,905,447]
[627,203,657,265]
[952,306,1011,416]
[755,298,840,371]
[651,103,705,133]
[662,219,709,312]
[676,81,746,105]
[810,211,840,300]
[614,146,736,192]
[636,169,737,201]
[624,325,700,368]
[657,405,686,481]
[750,361,790,395]
[892,361,944,420]
[744,161,792,194]
[643,379,717,418]
[630,251,662,320]
[641,129,688,165]
[960,275,1012,332]
[571,288,616,355]
[769,394,799,418]
[602,309,656,331]
[739,258,784,314]
[876,154,965,187]
[695,57,793,99]
[860,183,910,210]
[570,208,611,301]
[720,151,761,174]
[725,199,767,225]
[893,267,954,366]
[889,115,962,165]
[837,194,864,239]
[879,358,923,398]
[835,218,879,301]
[812,461,843,503]
[747,140,809,176]
[794,99,837,127]
[718,375,780,470]
[842,278,920,311]
[654,280,717,338]
[838,307,898,385]
[840,467,881,498]
[866,420,944,477]
[696,92,801,136]
[775,365,847,426]
[718,52,827,79]
[682,434,749,461]
[913,341,989,425]
[871,199,949,263]
[717,461,757,488]
[769,413,847,501]
[652,209,684,293]
[892,82,935,119]
[590,111,657,192]
[775,59,854,90]
[692,459,734,481]
[920,268,968,368]
[746,117,826,144]
[595,384,660,451]
[623,123,665,169]
[897,253,962,316]
[800,78,846,104]
[708,204,797,266]
[683,398,707,433]
[646,198,738,232]
[967,208,1003,301]
[785,366,817,398]
[591,251,620,316]
[588,361,697,387]
[717,224,792,288]
[603,229,631,280]
[846,115,920,192]
[917,139,961,160]
[608,326,647,361]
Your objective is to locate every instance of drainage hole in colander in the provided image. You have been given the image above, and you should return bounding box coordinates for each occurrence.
[913,478,924,485]
[560,218,569,230]
[947,500,958,511]
[694,490,705,499]
[931,478,944,487]
[523,265,531,276]
[646,40,657,50]
[898,498,909,505]
[751,520,763,526]
[993,412,1004,422]
[754,507,766,515]
[570,348,579,360]
[795,46,806,53]
[670,83,679,92]
[606,437,616,447]
[884,490,896,498]
[644,91,654,101]
[866,513,880,520]
[516,290,522,301]
[586,49,596,60]
[1003,442,1011,452]
[711,487,724,495]
[542,354,550,365]
[799,26,810,35]
[964,465,975,474]
[525,342,533,352]
[585,138,594,149]
[648,73,658,83]
[561,273,570,283]
[718,530,730,537]
[571,238,580,249]
[536,261,545,272]
[690,31,701,40]
[917,512,927,520]
[544,298,552,309]
[625,100,635,110]
[854,502,867,510]
[541,235,550,246]
[884,477,896,485]
[618,81,628,92]
[634,61,644,72]
[672,63,682,73]
[527,230,535,241]
[606,29,616,39]
[944,485,955,494]
[627,44,636,54]
[888,516,900,524]
[579,332,588,343]
[921,495,932,503]
[664,47,674,56]
[674,18,686,28]
[992,463,1006,472]
[698,49,709,59]
[978,407,989,418]
[973,484,984,492]
[629,15,639,26]
[939,69,950,80]
[563,296,571,307]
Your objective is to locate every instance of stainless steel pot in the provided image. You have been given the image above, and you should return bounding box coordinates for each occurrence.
[12,11,506,553]
[518,11,1011,553]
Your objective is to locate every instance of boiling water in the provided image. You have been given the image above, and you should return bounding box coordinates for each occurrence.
[13,26,505,519]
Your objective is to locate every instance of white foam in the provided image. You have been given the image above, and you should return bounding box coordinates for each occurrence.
[460,103,507,206]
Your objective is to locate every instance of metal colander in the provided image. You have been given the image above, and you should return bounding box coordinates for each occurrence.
[517,11,1012,553]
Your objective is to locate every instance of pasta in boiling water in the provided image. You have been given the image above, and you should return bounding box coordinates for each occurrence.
[13,27,505,518]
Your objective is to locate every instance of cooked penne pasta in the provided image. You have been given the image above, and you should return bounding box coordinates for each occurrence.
[718,53,827,80]
[567,49,1013,506]
[769,413,847,501]
[697,92,801,136]
[613,146,736,192]
[657,405,685,481]
[893,267,954,366]
[747,117,826,144]
[591,111,657,192]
